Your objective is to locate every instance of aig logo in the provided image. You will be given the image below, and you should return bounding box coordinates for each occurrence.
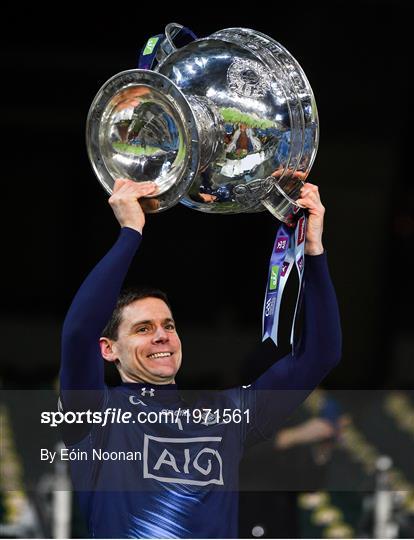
[143,435,224,486]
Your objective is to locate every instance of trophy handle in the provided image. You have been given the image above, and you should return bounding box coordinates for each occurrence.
[160,24,197,67]
[261,173,306,224]
[163,23,184,54]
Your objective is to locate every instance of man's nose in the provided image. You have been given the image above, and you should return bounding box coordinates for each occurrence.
[152,326,169,342]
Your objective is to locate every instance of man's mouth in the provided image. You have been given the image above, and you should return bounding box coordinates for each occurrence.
[147,352,173,359]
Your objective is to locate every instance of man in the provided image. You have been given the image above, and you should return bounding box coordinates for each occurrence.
[60,178,341,538]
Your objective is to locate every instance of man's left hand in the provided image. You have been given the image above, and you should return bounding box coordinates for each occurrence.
[296,183,325,256]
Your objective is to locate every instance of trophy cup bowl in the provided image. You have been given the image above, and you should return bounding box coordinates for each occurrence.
[86,24,319,224]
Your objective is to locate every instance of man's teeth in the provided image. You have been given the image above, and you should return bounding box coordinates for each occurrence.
[148,352,172,359]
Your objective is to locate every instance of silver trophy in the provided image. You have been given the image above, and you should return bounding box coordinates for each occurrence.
[86,23,318,224]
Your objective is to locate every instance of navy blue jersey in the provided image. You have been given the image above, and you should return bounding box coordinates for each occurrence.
[65,384,246,537]
[60,227,341,538]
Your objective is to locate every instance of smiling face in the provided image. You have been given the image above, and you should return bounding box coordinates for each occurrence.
[100,297,182,384]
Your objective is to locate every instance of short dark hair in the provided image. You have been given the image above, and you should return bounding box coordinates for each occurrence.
[101,287,172,340]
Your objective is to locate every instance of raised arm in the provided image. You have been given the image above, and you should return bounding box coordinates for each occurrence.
[244,184,342,442]
[60,180,157,410]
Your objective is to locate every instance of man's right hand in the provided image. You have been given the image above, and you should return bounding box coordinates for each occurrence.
[108,179,158,234]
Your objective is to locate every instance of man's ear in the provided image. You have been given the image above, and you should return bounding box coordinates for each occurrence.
[99,337,118,363]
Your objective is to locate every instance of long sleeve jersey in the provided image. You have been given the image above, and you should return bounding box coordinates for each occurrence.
[60,227,341,538]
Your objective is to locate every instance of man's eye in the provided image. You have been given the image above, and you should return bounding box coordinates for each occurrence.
[165,324,175,331]
[136,327,149,333]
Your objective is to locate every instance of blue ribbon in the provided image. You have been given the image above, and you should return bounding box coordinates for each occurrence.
[262,213,307,349]
[138,34,164,70]
[138,27,197,70]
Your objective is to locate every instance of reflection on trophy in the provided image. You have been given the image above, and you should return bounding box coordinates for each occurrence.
[86,23,319,224]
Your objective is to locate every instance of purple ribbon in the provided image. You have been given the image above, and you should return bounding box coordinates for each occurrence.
[290,214,306,350]
[262,214,307,349]
[262,222,293,344]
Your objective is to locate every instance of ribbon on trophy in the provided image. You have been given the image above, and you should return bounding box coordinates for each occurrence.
[138,27,197,70]
[262,213,307,350]
[138,34,164,70]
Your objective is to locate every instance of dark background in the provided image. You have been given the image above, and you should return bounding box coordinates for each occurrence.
[1,1,413,390]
